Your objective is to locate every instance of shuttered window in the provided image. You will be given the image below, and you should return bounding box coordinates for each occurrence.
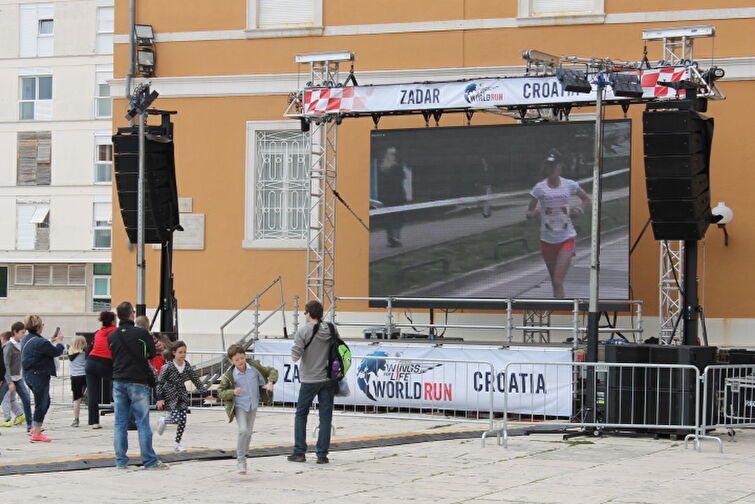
[19,4,54,57]
[96,7,114,54]
[247,0,322,33]
[13,264,85,286]
[16,201,50,251]
[17,132,52,185]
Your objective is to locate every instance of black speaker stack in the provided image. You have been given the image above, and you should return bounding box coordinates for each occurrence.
[603,343,717,432]
[643,109,714,241]
[113,127,180,244]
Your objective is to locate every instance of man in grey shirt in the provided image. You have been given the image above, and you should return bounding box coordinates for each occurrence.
[287,300,337,464]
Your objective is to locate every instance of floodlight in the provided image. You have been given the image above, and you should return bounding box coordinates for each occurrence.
[137,48,155,76]
[610,72,643,98]
[134,24,155,46]
[702,66,725,82]
[556,69,591,93]
[522,49,561,66]
[642,25,715,40]
[295,51,354,64]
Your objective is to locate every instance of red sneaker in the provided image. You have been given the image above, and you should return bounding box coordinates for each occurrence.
[30,434,52,442]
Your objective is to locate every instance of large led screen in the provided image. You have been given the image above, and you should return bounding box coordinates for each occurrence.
[369,120,631,306]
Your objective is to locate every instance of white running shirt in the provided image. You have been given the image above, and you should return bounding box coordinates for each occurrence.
[530,177,580,244]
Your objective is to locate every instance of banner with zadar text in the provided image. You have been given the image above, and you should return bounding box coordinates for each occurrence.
[301,67,687,117]
[254,340,573,417]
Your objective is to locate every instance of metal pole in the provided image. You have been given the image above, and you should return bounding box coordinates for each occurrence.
[682,240,699,345]
[125,0,135,101]
[586,83,604,363]
[136,109,146,317]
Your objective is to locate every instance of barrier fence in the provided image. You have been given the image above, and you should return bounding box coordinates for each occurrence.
[46,353,755,452]
[500,361,702,448]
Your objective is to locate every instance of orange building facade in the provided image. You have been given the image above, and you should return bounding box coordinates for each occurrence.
[111,1,755,346]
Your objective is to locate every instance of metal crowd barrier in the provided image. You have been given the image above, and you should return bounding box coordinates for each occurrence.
[685,364,755,452]
[499,361,701,448]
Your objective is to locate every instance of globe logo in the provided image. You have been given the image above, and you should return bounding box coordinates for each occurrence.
[357,351,388,401]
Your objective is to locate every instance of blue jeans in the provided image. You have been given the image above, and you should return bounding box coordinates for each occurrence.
[294,380,336,458]
[11,380,33,429]
[113,382,159,468]
[24,373,51,427]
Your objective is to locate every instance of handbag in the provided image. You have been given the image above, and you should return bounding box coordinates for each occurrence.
[119,332,157,388]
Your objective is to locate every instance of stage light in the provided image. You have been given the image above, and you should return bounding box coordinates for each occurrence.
[702,66,725,82]
[642,25,715,41]
[556,69,591,93]
[295,51,354,64]
[522,49,561,66]
[609,72,643,98]
[137,48,155,76]
[711,202,733,246]
[134,24,155,46]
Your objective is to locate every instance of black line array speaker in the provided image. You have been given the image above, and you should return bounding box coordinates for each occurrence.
[113,128,180,244]
[604,344,717,430]
[643,110,714,241]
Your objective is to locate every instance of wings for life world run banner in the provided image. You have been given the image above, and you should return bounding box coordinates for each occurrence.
[255,340,573,417]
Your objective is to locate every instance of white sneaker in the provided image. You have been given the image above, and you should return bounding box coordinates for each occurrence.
[143,461,169,471]
[174,443,185,452]
[157,416,166,436]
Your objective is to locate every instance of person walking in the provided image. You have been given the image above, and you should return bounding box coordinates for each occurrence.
[2,324,32,430]
[287,300,338,464]
[67,335,88,427]
[85,311,116,429]
[108,301,167,470]
[20,315,65,442]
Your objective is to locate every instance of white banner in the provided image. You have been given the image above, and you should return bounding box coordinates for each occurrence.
[301,67,687,117]
[254,340,573,417]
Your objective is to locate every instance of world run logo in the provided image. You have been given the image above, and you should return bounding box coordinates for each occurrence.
[356,351,451,402]
[464,82,504,104]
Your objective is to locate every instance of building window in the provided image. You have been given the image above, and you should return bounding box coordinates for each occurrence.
[93,201,112,249]
[93,263,111,311]
[19,75,52,120]
[17,131,51,185]
[95,134,113,183]
[245,122,310,248]
[14,264,85,286]
[16,201,50,251]
[246,0,323,37]
[0,266,7,298]
[96,7,114,54]
[95,70,112,118]
[20,4,54,57]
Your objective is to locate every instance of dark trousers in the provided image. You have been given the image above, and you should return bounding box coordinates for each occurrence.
[85,357,113,426]
[24,373,51,427]
[294,380,337,458]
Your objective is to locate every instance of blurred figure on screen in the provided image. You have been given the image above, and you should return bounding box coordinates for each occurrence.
[526,152,591,298]
[478,157,494,218]
[376,146,408,248]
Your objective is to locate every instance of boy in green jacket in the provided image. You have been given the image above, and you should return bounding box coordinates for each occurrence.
[217,343,278,474]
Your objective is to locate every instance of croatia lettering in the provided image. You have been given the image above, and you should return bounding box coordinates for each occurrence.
[472,370,547,394]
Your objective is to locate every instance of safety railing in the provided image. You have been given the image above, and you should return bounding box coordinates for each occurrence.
[499,361,701,448]
[334,296,644,348]
[685,364,755,452]
[219,276,288,351]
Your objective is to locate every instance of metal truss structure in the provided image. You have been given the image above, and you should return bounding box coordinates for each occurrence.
[659,240,684,343]
[285,29,724,322]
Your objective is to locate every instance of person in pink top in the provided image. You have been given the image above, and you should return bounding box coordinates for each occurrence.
[85,311,116,429]
[527,152,591,298]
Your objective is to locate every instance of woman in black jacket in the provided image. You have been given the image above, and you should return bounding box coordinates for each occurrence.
[21,315,65,442]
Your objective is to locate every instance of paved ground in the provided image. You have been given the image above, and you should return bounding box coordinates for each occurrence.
[0,404,753,503]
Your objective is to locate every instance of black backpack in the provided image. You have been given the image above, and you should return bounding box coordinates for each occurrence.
[304,322,352,382]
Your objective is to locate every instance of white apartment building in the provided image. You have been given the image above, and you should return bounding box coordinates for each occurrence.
[0,0,114,326]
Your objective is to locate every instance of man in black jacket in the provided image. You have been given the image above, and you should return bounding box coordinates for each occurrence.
[108,301,167,470]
